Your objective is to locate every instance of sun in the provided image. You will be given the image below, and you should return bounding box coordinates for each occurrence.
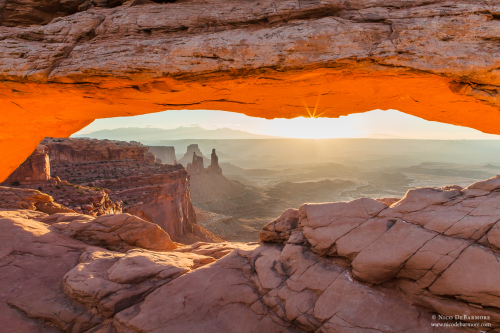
[302,99,326,119]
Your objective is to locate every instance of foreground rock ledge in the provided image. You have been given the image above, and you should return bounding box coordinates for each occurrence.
[3,176,500,332]
[2,1,500,180]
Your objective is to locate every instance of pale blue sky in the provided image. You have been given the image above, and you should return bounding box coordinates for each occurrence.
[74,109,500,140]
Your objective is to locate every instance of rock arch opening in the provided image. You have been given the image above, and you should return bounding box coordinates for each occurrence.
[7,108,500,242]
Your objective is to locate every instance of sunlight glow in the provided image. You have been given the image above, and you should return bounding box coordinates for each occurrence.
[303,98,325,119]
[74,109,500,140]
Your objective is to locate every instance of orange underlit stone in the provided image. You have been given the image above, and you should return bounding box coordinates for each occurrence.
[2,67,500,181]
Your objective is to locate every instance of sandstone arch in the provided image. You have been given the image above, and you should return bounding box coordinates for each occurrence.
[2,0,500,181]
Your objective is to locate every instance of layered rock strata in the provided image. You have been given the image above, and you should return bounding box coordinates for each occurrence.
[45,138,222,243]
[45,138,151,162]
[3,140,124,216]
[3,138,220,243]
[257,175,500,329]
[147,146,177,165]
[3,144,50,184]
[0,210,218,333]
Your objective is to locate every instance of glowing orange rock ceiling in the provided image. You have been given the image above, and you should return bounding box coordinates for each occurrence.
[1,0,500,181]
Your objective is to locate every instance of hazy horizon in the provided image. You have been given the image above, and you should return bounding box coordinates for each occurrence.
[74,109,500,140]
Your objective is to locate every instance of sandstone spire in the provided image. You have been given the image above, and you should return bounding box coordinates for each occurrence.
[207,149,222,175]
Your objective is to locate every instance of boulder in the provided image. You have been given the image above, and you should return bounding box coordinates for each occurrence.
[45,213,177,252]
[63,248,214,318]
[259,208,299,244]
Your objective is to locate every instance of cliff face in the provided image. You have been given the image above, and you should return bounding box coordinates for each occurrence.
[1,141,122,216]
[3,144,50,184]
[45,138,150,162]
[46,138,222,243]
[147,146,177,165]
[3,1,500,180]
[116,166,223,244]
[179,144,208,166]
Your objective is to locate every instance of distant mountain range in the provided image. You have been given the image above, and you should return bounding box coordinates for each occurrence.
[73,126,281,141]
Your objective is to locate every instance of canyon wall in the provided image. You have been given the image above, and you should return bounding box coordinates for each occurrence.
[179,144,209,166]
[44,138,222,243]
[147,146,177,165]
[45,138,150,162]
[3,144,50,184]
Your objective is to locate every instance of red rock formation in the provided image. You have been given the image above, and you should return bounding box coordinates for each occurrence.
[3,140,123,216]
[147,146,177,165]
[0,0,127,26]
[44,138,150,162]
[42,212,177,252]
[256,175,500,329]
[375,197,401,206]
[3,144,50,184]
[122,166,224,244]
[46,138,222,243]
[0,185,75,214]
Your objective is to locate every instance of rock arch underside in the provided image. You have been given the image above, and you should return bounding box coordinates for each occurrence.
[1,0,500,180]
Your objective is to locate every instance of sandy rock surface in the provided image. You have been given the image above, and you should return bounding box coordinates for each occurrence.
[4,177,500,332]
[0,185,75,214]
[44,212,177,252]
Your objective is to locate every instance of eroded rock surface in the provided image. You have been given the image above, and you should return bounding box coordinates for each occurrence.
[0,185,75,214]
[43,212,177,252]
[4,177,500,332]
[0,212,242,332]
[3,144,50,184]
[0,214,102,332]
[45,138,151,163]
[46,138,221,243]
[258,175,500,329]
[114,244,449,333]
[63,247,214,318]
